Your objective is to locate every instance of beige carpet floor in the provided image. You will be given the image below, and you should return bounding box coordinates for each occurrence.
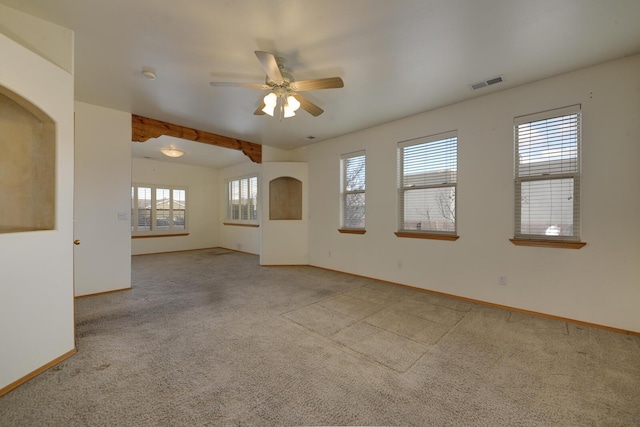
[1,248,639,426]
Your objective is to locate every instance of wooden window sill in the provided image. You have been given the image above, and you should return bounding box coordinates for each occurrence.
[132,233,189,239]
[510,238,586,249]
[338,228,366,234]
[394,232,459,241]
[223,222,259,228]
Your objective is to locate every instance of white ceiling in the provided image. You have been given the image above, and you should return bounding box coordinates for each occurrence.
[132,135,249,169]
[3,0,640,168]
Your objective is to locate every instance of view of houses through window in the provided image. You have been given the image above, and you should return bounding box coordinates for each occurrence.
[131,184,187,235]
[226,175,258,223]
[397,131,458,234]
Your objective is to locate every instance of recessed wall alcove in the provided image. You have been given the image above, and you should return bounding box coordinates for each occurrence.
[0,86,55,233]
[269,176,302,220]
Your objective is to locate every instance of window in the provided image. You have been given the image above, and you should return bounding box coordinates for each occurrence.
[397,131,458,238]
[226,175,258,223]
[340,151,366,232]
[131,184,187,235]
[514,105,582,244]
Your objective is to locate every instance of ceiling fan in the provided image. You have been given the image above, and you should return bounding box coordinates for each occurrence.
[210,51,344,119]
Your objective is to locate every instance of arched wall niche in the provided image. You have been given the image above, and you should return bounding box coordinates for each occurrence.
[269,176,302,220]
[0,85,56,233]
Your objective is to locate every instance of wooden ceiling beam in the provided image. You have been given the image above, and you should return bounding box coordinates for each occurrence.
[132,114,262,164]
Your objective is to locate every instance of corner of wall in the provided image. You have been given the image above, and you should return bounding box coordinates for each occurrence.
[0,4,74,74]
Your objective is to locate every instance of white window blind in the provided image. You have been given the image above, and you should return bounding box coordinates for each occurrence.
[397,131,457,234]
[514,105,581,241]
[340,151,366,229]
[226,175,258,222]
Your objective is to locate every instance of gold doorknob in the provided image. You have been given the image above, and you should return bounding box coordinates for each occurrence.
[74,239,81,245]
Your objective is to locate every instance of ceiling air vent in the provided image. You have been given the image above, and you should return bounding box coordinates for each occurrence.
[470,75,504,90]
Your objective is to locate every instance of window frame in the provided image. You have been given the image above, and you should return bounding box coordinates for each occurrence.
[131,183,188,237]
[339,150,366,233]
[512,105,585,248]
[396,131,459,240]
[224,174,259,225]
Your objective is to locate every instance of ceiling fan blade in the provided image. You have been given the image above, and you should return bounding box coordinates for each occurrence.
[210,82,270,89]
[293,94,324,116]
[290,77,344,91]
[254,102,266,115]
[255,51,284,84]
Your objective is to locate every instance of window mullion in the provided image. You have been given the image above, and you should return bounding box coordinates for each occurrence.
[151,185,157,232]
[519,172,578,183]
[402,182,455,191]
[168,187,174,232]
[132,186,138,233]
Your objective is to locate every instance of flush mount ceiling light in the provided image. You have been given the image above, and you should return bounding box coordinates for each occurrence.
[141,67,157,80]
[160,148,184,158]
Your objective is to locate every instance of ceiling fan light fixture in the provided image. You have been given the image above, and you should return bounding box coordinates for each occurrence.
[283,105,296,118]
[262,104,276,117]
[286,95,300,112]
[160,148,185,158]
[262,92,278,116]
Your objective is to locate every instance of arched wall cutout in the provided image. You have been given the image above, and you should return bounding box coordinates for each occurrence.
[0,86,56,233]
[269,176,302,220]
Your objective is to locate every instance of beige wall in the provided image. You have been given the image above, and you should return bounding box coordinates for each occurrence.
[131,158,219,255]
[74,101,132,296]
[294,54,640,333]
[0,15,75,389]
[0,4,74,74]
[217,146,292,255]
[218,160,261,254]
[260,162,309,265]
[131,146,292,257]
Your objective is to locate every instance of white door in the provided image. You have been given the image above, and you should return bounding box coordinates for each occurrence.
[73,103,132,297]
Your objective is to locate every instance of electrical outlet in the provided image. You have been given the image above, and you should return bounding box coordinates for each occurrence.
[499,275,507,286]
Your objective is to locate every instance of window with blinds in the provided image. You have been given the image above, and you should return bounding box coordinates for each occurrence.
[226,175,258,223]
[514,105,581,241]
[131,184,187,235]
[340,151,366,230]
[397,131,457,234]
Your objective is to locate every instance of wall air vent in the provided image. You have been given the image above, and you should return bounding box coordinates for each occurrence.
[469,75,504,90]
